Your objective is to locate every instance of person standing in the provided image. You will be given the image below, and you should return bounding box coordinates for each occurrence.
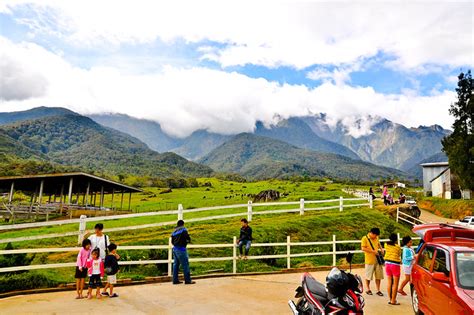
[398,236,415,296]
[75,239,91,299]
[86,248,104,299]
[384,233,402,305]
[237,218,253,259]
[86,223,109,260]
[361,227,384,296]
[102,243,120,298]
[171,220,195,285]
[382,186,389,205]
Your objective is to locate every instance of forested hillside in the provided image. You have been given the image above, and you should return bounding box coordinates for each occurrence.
[200,133,407,181]
[0,115,213,178]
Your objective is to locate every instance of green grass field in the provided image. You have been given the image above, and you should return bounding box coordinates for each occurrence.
[1,179,411,293]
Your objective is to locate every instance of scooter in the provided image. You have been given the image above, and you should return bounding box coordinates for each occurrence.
[288,253,365,315]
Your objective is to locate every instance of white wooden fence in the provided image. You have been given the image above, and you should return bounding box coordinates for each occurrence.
[0,196,372,245]
[0,234,419,275]
[396,208,425,226]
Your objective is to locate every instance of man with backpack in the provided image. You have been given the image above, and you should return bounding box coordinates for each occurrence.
[102,243,120,298]
[86,223,109,260]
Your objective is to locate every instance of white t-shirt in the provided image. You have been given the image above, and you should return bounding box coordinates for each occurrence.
[91,258,102,275]
[88,234,108,259]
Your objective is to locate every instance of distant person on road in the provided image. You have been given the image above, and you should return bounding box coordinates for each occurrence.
[102,243,120,298]
[171,220,195,285]
[384,233,401,305]
[86,248,104,299]
[398,236,415,296]
[361,227,384,297]
[75,238,91,299]
[237,218,253,259]
[86,223,109,260]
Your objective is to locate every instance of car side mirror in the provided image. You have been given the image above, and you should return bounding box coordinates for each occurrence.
[432,272,449,283]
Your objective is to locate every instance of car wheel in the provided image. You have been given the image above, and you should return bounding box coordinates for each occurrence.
[411,287,423,315]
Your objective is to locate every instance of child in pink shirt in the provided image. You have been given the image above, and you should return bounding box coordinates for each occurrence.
[86,248,104,299]
[75,239,91,299]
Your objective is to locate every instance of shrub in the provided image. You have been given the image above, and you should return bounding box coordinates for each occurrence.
[0,243,34,273]
[0,273,58,293]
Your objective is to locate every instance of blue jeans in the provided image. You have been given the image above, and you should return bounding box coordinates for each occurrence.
[238,240,252,255]
[173,248,191,283]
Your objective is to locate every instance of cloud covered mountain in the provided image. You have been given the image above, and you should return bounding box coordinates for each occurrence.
[302,114,451,171]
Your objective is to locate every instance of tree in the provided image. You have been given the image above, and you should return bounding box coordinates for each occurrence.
[442,70,474,190]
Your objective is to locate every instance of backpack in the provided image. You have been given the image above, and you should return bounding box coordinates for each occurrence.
[104,255,117,275]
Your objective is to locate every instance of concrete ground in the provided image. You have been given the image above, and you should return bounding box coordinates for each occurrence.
[0,268,413,315]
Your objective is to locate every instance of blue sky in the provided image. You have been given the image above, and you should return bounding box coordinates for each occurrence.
[0,1,472,136]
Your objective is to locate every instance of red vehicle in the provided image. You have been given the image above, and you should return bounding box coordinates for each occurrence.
[410,224,474,315]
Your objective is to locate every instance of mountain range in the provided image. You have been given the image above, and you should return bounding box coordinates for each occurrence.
[199,133,406,181]
[91,111,449,173]
[0,106,450,182]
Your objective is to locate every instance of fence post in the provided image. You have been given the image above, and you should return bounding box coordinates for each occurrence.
[369,195,373,209]
[233,236,237,274]
[299,198,305,215]
[339,196,343,211]
[168,237,173,277]
[178,204,183,221]
[396,207,399,223]
[247,201,253,222]
[332,234,337,266]
[287,235,291,269]
[77,215,87,245]
[397,233,401,246]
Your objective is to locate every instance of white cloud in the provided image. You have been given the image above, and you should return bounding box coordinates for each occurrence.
[0,36,456,138]
[1,0,472,70]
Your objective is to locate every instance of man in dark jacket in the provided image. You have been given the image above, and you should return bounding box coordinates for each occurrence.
[171,220,195,285]
[237,218,253,259]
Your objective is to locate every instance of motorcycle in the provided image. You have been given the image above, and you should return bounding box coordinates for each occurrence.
[288,253,365,315]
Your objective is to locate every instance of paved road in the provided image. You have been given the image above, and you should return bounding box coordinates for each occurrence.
[419,209,456,224]
[0,269,413,315]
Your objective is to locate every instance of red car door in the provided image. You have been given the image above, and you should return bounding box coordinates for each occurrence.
[414,245,435,313]
[428,248,454,313]
[429,249,467,314]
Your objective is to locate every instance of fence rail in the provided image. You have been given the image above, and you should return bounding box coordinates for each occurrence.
[396,207,425,226]
[0,196,372,245]
[0,234,420,274]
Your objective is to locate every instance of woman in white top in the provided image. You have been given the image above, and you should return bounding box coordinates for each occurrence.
[87,223,109,260]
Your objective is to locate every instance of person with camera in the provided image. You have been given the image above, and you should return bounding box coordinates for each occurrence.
[361,227,385,296]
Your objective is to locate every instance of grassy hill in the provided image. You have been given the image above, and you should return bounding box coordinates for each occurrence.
[0,114,213,178]
[200,133,408,181]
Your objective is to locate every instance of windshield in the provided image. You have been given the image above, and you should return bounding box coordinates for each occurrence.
[456,252,474,289]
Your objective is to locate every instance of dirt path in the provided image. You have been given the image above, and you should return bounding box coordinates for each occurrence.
[419,209,456,224]
[0,269,412,315]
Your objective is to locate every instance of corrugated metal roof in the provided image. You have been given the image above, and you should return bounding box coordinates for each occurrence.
[0,172,142,193]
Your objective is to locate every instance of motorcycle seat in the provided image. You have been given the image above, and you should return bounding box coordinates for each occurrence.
[305,276,330,302]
